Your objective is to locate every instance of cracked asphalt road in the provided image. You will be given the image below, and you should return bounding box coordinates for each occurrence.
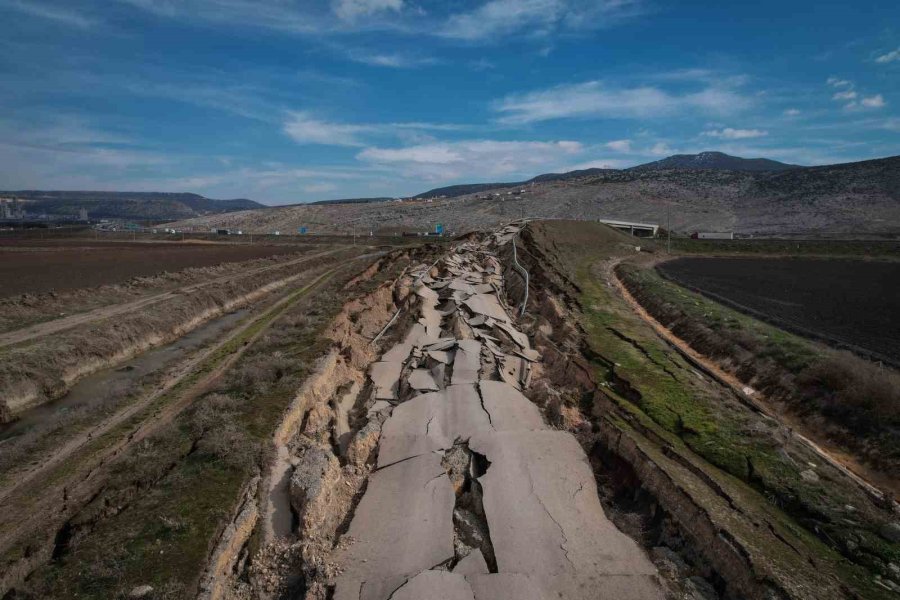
[331,226,662,600]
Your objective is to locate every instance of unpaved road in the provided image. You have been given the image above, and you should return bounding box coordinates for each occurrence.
[0,246,347,349]
[327,228,661,600]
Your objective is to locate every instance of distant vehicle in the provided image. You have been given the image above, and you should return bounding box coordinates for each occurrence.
[691,232,734,240]
[216,229,230,235]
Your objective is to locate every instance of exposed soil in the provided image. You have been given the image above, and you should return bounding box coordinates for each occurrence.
[658,257,900,364]
[0,240,308,297]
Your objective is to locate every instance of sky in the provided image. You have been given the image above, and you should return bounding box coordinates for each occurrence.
[1,0,898,205]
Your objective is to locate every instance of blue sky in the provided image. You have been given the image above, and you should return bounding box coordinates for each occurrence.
[1,0,898,205]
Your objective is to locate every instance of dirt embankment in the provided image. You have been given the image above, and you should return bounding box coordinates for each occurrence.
[618,261,900,490]
[196,250,438,600]
[503,221,900,600]
[0,247,358,421]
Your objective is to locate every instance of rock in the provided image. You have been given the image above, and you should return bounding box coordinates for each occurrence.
[129,585,154,598]
[683,576,718,600]
[290,445,340,529]
[799,469,819,483]
[347,419,382,467]
[650,546,688,576]
[880,522,900,543]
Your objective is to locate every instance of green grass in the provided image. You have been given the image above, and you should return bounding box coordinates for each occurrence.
[524,220,898,599]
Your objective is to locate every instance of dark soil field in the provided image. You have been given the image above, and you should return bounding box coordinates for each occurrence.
[658,257,900,363]
[0,240,308,297]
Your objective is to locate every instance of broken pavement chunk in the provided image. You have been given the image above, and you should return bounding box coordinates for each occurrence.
[389,570,475,600]
[377,384,491,468]
[463,293,510,323]
[331,453,456,600]
[451,339,482,385]
[370,361,403,400]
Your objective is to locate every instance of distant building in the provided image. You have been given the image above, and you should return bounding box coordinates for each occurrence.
[78,207,88,221]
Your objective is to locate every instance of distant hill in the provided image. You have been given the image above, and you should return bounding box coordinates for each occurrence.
[415,153,799,199]
[417,182,521,199]
[0,191,264,221]
[631,151,800,172]
[165,154,900,238]
[310,197,393,206]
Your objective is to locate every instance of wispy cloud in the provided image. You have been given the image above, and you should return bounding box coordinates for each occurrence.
[605,139,632,152]
[875,47,900,64]
[494,81,752,124]
[784,108,801,116]
[860,94,886,108]
[2,0,96,28]
[832,90,857,101]
[282,113,470,146]
[702,127,767,139]
[357,139,584,181]
[826,77,852,88]
[332,0,403,22]
[345,49,438,68]
[439,0,644,41]
[283,112,370,146]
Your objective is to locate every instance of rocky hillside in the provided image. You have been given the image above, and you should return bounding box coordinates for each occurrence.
[1,191,263,220]
[165,155,900,236]
[632,151,799,172]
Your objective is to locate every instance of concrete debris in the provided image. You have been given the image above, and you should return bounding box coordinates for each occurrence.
[408,366,443,391]
[128,585,154,598]
[451,340,482,385]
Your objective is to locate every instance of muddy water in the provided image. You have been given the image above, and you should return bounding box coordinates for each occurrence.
[0,307,250,442]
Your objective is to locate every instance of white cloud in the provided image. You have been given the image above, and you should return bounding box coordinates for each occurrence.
[832,90,857,101]
[357,139,584,181]
[332,0,403,21]
[2,0,96,27]
[283,112,369,146]
[345,50,437,68]
[649,142,672,156]
[860,94,886,108]
[564,158,631,170]
[875,47,900,64]
[882,118,900,132]
[605,139,632,152]
[784,108,801,116]
[702,127,767,140]
[439,0,644,41]
[282,113,471,146]
[826,77,852,87]
[494,81,751,123]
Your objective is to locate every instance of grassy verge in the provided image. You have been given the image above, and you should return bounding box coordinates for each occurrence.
[524,220,899,598]
[618,263,900,479]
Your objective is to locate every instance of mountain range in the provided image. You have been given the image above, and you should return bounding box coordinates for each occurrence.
[163,153,900,237]
[0,191,263,221]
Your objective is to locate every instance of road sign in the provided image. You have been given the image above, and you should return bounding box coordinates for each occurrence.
[298,226,308,234]
[435,224,444,235]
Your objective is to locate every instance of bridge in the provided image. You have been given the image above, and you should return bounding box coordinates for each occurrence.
[598,219,659,237]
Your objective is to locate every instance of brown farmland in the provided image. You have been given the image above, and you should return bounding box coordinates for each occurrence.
[657,257,900,365]
[0,240,306,297]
